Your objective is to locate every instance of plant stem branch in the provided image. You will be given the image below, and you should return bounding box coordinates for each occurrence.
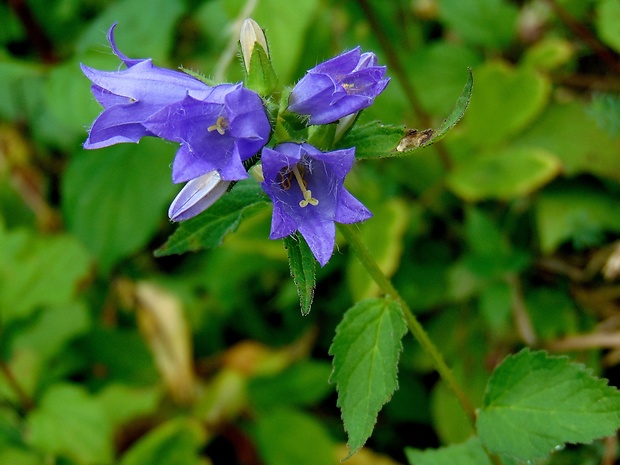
[355,0,453,170]
[337,223,477,426]
[0,358,34,412]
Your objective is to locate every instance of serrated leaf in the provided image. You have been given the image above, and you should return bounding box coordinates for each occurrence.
[329,297,407,456]
[477,349,620,461]
[27,384,113,464]
[155,180,270,257]
[283,233,316,315]
[62,140,177,272]
[405,437,492,465]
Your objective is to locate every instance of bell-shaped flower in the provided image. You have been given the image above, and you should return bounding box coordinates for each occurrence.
[260,143,372,266]
[168,171,231,222]
[81,23,211,149]
[143,83,271,182]
[287,47,390,125]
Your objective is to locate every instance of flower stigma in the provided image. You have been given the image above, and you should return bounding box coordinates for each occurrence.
[279,165,319,208]
[207,116,228,135]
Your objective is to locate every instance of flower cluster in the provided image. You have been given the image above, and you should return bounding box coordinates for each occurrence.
[82,21,388,265]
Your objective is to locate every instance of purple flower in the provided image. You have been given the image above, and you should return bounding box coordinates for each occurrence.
[143,83,271,182]
[260,143,372,266]
[288,47,390,125]
[81,23,211,149]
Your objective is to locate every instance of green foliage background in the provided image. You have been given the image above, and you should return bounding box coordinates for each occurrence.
[1,0,620,464]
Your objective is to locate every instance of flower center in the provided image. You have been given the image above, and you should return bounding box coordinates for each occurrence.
[280,165,319,208]
[207,116,228,135]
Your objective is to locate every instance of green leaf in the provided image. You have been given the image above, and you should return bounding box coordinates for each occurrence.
[246,42,279,96]
[155,180,270,256]
[27,384,113,464]
[347,198,410,300]
[119,418,206,465]
[62,140,177,272]
[405,437,492,465]
[535,184,620,253]
[253,407,335,465]
[0,447,44,465]
[516,101,620,183]
[97,384,162,428]
[341,68,473,158]
[596,0,620,53]
[438,0,518,48]
[588,93,620,138]
[477,349,620,461]
[336,121,407,160]
[0,230,91,324]
[447,147,561,201]
[409,43,483,116]
[465,61,550,146]
[283,233,316,315]
[329,297,408,456]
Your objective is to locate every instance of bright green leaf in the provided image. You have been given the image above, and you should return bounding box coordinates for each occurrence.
[447,147,561,201]
[535,184,620,253]
[119,418,206,465]
[588,93,620,137]
[27,384,114,464]
[254,407,335,465]
[347,198,410,300]
[596,0,620,53]
[283,233,316,315]
[155,180,270,256]
[405,437,492,465]
[62,140,177,272]
[516,101,620,182]
[336,121,406,159]
[477,349,620,461]
[0,231,91,324]
[465,61,550,146]
[0,447,44,465]
[521,38,575,71]
[329,297,407,456]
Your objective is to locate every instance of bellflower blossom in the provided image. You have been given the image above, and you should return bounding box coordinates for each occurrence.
[288,47,390,125]
[80,23,211,149]
[260,143,372,266]
[143,83,270,182]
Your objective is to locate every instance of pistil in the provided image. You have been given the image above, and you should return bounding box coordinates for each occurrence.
[207,116,228,135]
[292,166,318,207]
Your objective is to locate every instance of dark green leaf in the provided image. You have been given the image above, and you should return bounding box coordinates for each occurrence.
[283,233,316,315]
[246,42,279,96]
[62,140,177,272]
[329,297,407,456]
[155,180,270,256]
[477,349,620,461]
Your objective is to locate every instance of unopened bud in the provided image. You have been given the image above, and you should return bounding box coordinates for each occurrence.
[240,18,269,73]
[169,171,230,222]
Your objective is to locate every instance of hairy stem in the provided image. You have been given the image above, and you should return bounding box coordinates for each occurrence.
[337,223,477,425]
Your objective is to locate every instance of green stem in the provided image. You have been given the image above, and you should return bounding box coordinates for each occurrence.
[337,223,477,426]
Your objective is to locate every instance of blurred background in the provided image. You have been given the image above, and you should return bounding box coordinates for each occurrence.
[1,0,620,464]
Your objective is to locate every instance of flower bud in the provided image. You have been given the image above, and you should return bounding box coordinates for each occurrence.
[240,18,269,73]
[168,171,230,222]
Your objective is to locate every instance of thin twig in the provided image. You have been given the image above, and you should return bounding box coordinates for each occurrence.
[355,0,453,170]
[544,0,620,75]
[507,274,537,346]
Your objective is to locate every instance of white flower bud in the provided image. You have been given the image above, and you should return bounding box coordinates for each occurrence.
[168,171,230,222]
[240,18,269,73]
